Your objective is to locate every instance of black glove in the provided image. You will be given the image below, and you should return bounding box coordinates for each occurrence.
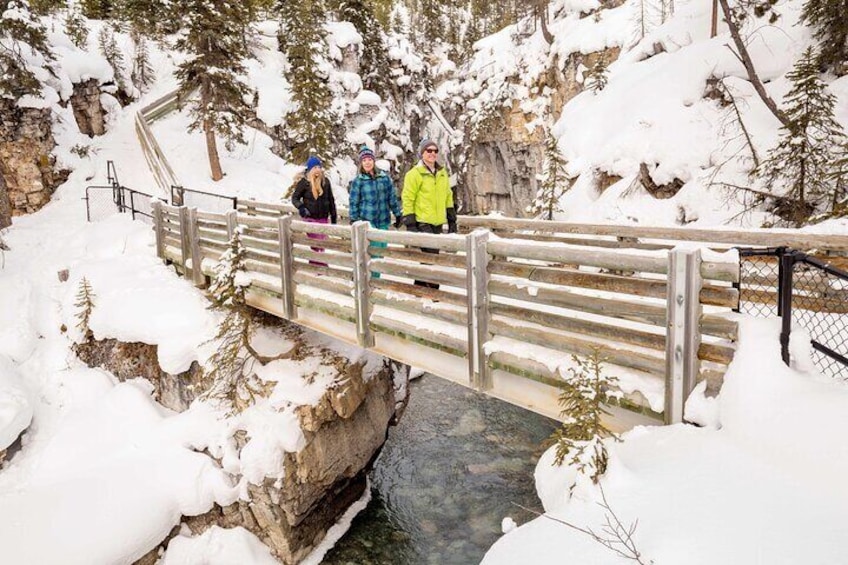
[298,206,310,218]
[401,214,417,228]
[446,207,458,233]
[393,216,402,229]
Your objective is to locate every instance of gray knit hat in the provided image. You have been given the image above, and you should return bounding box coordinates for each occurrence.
[417,138,438,157]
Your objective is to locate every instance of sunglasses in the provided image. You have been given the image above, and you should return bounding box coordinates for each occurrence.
[424,148,439,154]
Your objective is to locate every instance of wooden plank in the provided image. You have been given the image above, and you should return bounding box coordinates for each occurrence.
[371,313,468,354]
[370,278,466,307]
[701,315,738,340]
[188,208,205,286]
[368,229,466,253]
[294,270,353,295]
[198,225,228,243]
[152,200,164,259]
[278,215,296,320]
[490,319,667,376]
[198,237,227,253]
[294,261,353,280]
[196,210,227,223]
[241,234,281,254]
[291,233,351,253]
[238,215,278,230]
[488,238,669,275]
[488,277,667,327]
[665,249,702,425]
[371,289,468,325]
[290,221,351,238]
[242,226,279,241]
[370,258,468,288]
[488,229,672,251]
[292,248,355,269]
[369,244,466,269]
[459,216,848,251]
[467,230,491,390]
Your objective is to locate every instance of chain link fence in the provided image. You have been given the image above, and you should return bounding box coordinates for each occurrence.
[85,184,154,224]
[739,248,848,380]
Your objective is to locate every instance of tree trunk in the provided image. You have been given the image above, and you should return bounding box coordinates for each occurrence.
[710,0,718,37]
[0,170,11,230]
[537,2,554,45]
[717,0,789,128]
[204,119,224,181]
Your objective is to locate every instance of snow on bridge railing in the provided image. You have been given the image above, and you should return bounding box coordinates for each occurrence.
[152,201,747,427]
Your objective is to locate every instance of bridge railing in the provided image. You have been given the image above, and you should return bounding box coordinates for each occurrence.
[153,201,745,425]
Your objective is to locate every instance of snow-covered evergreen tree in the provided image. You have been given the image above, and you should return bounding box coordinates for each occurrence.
[584,57,609,93]
[80,0,114,19]
[175,0,254,181]
[74,277,96,342]
[97,24,127,93]
[278,0,337,162]
[64,4,89,49]
[335,0,390,96]
[0,0,52,98]
[28,0,63,15]
[129,28,154,93]
[801,0,848,73]
[550,349,620,487]
[758,47,846,224]
[529,130,571,220]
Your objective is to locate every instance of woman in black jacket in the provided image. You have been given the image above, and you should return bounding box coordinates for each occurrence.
[291,156,337,265]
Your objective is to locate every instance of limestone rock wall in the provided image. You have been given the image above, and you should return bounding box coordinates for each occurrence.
[0,99,61,222]
[70,78,107,137]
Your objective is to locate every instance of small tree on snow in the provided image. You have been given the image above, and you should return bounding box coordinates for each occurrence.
[129,28,154,93]
[584,57,609,93]
[97,25,127,93]
[204,228,293,405]
[529,130,571,220]
[757,47,846,225]
[550,349,620,487]
[74,277,96,341]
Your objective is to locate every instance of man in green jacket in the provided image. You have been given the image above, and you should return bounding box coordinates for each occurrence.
[401,139,457,288]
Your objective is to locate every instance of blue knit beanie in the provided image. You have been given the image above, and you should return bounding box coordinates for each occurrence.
[358,146,375,162]
[418,139,438,157]
[305,155,322,173]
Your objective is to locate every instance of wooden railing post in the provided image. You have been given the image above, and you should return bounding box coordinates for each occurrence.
[225,209,237,241]
[277,215,296,320]
[188,207,205,287]
[178,206,190,272]
[152,200,164,260]
[665,247,702,424]
[351,221,374,348]
[467,229,491,390]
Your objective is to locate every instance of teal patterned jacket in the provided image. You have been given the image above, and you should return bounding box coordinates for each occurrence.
[348,170,401,229]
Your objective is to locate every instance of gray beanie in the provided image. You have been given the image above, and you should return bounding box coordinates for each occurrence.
[417,138,438,157]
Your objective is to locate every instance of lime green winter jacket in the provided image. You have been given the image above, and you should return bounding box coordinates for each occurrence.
[402,162,454,226]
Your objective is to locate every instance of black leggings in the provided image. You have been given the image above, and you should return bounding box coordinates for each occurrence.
[407,222,442,289]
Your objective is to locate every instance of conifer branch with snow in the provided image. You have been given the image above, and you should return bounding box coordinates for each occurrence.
[74,277,96,342]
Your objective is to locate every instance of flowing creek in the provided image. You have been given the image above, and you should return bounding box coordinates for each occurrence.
[323,374,559,564]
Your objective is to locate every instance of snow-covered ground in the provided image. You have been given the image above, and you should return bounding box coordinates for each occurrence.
[484,317,848,564]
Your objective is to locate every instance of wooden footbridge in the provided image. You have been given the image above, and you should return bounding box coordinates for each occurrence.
[147,198,847,430]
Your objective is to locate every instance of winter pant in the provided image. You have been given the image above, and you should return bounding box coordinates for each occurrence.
[369,223,389,279]
[407,221,443,289]
[304,217,329,266]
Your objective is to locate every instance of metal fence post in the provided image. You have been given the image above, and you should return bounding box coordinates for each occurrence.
[466,229,491,391]
[351,221,374,348]
[779,250,794,366]
[152,200,164,260]
[178,206,191,277]
[277,215,296,320]
[129,190,136,220]
[188,207,205,287]
[665,248,702,425]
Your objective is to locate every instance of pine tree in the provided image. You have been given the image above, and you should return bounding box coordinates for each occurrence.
[129,28,154,93]
[801,0,848,73]
[529,130,571,220]
[28,0,64,15]
[278,0,337,162]
[204,227,253,400]
[98,25,127,93]
[336,0,390,96]
[64,5,90,49]
[0,0,52,98]
[418,0,443,48]
[120,0,171,39]
[80,0,114,19]
[758,47,846,225]
[550,349,620,487]
[74,277,96,342]
[175,0,254,181]
[584,57,609,93]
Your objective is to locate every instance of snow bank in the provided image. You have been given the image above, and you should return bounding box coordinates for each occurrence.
[484,317,848,564]
[162,526,280,565]
[0,355,32,452]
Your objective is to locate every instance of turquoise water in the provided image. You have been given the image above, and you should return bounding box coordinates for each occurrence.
[323,374,559,565]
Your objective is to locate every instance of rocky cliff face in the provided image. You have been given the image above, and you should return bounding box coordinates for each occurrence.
[69,78,108,137]
[0,100,61,226]
[75,327,402,564]
[460,46,621,217]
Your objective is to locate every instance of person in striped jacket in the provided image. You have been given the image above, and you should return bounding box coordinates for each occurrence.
[348,146,402,277]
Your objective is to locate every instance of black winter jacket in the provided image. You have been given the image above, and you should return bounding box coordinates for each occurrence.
[291,177,337,223]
